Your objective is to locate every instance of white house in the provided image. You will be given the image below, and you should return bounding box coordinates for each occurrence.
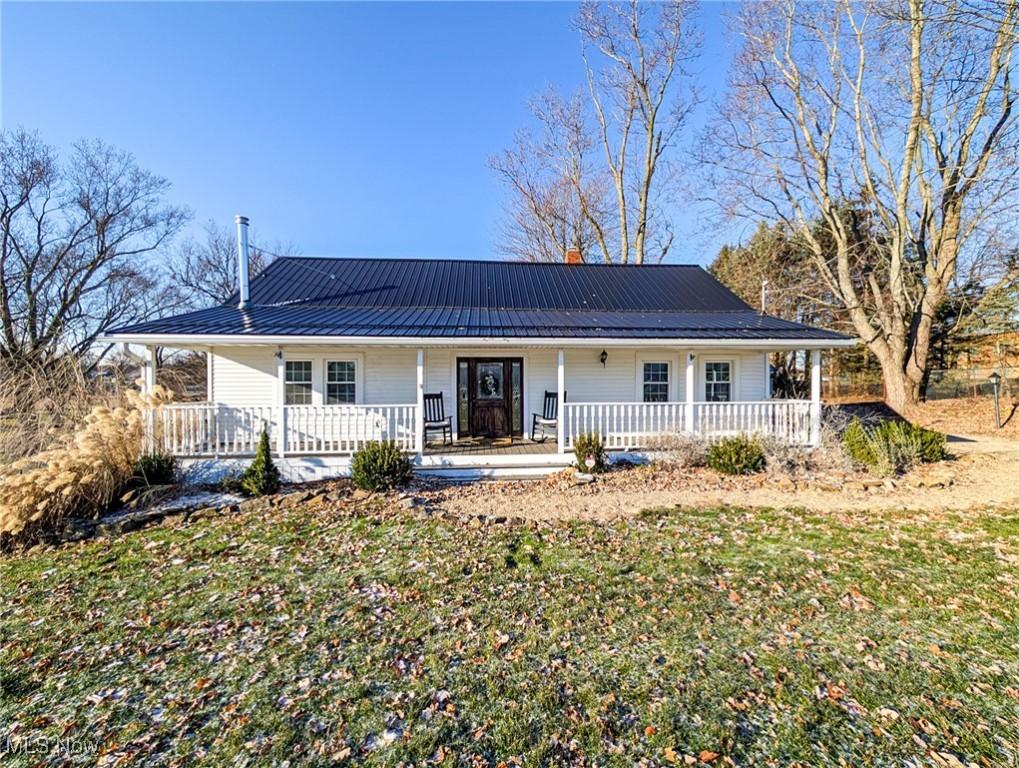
[105,217,854,480]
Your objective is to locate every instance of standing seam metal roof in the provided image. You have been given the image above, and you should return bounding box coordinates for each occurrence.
[107,257,850,341]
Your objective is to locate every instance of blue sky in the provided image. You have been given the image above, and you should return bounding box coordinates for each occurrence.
[2,1,737,264]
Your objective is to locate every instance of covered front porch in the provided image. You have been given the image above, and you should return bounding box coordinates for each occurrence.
[139,341,828,476]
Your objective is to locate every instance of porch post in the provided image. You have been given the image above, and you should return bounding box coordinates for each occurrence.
[275,347,286,457]
[685,352,695,434]
[556,349,565,454]
[763,351,772,399]
[810,348,822,446]
[206,347,215,402]
[143,345,157,453]
[415,349,425,455]
[143,345,157,395]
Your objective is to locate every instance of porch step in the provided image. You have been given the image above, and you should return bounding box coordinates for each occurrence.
[414,463,568,481]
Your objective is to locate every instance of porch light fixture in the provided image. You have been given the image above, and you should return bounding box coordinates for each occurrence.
[600,350,608,367]
[989,371,1002,429]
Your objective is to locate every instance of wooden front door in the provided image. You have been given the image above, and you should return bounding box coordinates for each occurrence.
[458,358,523,438]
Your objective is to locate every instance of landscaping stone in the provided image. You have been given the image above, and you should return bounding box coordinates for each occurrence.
[573,472,596,485]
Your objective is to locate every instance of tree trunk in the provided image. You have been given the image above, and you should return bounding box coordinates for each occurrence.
[873,347,922,416]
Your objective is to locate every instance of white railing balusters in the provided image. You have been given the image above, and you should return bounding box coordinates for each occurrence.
[563,399,814,450]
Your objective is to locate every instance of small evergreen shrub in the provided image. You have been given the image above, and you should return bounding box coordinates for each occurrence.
[133,452,177,486]
[841,418,946,476]
[707,435,766,475]
[240,429,281,496]
[573,433,607,473]
[351,440,412,492]
[842,418,873,466]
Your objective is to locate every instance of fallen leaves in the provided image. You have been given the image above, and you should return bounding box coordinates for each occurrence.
[1,495,1017,765]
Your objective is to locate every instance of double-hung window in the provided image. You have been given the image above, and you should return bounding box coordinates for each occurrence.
[284,361,313,405]
[326,360,356,404]
[704,361,732,402]
[642,362,669,402]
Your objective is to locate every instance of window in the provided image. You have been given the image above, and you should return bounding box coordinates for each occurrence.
[285,360,312,405]
[642,362,669,402]
[705,361,732,402]
[326,361,356,404]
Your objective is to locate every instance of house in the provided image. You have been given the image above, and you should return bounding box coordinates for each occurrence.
[105,217,854,480]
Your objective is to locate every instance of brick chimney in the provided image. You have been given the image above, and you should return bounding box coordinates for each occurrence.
[565,248,583,265]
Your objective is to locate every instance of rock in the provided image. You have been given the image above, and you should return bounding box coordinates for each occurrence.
[492,515,507,525]
[162,512,186,526]
[468,516,483,529]
[399,496,420,510]
[573,472,595,485]
[187,506,220,521]
[305,493,329,508]
[774,476,796,492]
[352,488,372,501]
[281,491,313,508]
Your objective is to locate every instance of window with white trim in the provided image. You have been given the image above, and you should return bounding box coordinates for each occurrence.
[284,360,313,405]
[326,360,356,404]
[704,361,732,402]
[642,362,669,402]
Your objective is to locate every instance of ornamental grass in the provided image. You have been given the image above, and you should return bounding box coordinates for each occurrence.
[0,385,173,546]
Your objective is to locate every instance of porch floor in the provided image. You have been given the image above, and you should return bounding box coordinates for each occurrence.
[423,437,557,456]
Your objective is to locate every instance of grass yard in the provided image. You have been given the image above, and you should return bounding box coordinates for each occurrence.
[2,500,1018,767]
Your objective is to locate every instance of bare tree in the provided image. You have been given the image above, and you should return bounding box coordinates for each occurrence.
[168,219,297,309]
[492,1,700,264]
[702,0,1018,412]
[0,129,187,370]
[490,92,615,263]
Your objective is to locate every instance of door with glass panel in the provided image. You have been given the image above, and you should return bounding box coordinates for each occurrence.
[457,358,523,438]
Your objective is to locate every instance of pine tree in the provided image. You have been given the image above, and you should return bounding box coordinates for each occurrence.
[240,429,281,496]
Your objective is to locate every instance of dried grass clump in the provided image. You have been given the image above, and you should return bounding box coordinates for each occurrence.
[644,432,710,467]
[763,408,857,478]
[0,385,173,545]
[0,359,129,462]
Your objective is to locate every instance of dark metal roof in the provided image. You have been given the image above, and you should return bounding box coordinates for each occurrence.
[108,257,849,341]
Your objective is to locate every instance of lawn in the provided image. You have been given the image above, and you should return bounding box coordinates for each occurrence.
[2,499,1018,766]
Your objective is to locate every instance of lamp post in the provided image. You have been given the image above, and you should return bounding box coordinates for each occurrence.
[989,371,1002,429]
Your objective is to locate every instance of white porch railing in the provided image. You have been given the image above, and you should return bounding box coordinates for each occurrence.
[158,399,813,458]
[690,400,812,445]
[564,402,686,451]
[283,404,417,454]
[161,404,276,457]
[158,403,417,457]
[563,399,813,449]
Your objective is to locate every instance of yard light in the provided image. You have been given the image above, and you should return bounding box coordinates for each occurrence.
[989,371,1002,429]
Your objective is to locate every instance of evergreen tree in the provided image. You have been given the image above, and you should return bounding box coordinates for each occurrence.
[240,429,281,496]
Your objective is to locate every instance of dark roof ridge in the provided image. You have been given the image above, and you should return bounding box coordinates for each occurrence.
[270,255,707,269]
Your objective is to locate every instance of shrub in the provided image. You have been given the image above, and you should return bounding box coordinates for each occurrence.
[351,440,412,492]
[842,418,873,466]
[573,433,607,473]
[239,429,281,496]
[133,452,177,486]
[707,435,766,475]
[0,386,173,545]
[841,417,946,476]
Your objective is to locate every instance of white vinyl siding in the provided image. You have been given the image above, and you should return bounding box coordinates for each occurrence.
[210,348,276,408]
[209,346,772,414]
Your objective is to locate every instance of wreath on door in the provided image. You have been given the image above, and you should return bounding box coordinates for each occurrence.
[480,372,499,397]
